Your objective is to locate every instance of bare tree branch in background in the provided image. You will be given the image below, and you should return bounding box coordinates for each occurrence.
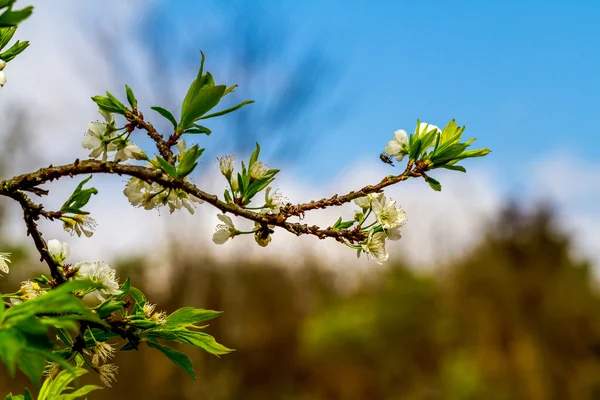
[89,0,343,164]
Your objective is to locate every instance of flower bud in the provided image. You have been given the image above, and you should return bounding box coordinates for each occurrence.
[47,239,70,264]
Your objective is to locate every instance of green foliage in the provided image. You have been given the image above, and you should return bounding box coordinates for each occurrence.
[176,145,205,178]
[124,85,137,109]
[37,362,102,400]
[177,52,254,134]
[0,2,32,27]
[225,143,280,206]
[150,106,178,130]
[0,280,104,387]
[91,91,127,115]
[60,176,97,216]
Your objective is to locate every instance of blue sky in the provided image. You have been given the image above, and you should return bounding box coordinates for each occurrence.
[157,0,600,193]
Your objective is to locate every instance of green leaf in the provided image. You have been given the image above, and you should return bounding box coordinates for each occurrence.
[183,124,211,135]
[155,156,178,178]
[179,85,226,131]
[60,176,97,215]
[23,389,32,400]
[0,26,16,50]
[199,100,254,120]
[0,330,25,376]
[147,340,196,380]
[408,137,422,160]
[55,328,73,346]
[223,189,232,203]
[248,143,260,169]
[176,145,205,178]
[105,91,126,112]
[441,165,467,173]
[128,286,147,306]
[0,5,33,27]
[425,176,442,192]
[165,307,222,328]
[144,328,233,356]
[0,1,15,10]
[125,84,137,109]
[16,349,45,388]
[0,39,28,62]
[116,277,131,301]
[91,96,123,114]
[151,106,178,130]
[62,385,103,400]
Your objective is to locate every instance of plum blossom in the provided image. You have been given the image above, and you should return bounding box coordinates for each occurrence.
[358,231,389,264]
[384,129,409,162]
[0,252,10,276]
[75,261,122,301]
[82,110,118,161]
[212,214,238,244]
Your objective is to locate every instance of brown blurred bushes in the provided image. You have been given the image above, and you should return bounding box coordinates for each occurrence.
[2,204,600,399]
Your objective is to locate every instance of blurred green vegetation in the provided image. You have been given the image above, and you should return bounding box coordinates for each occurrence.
[1,204,599,399]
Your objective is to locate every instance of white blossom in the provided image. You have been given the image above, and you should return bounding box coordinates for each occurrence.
[249,161,269,180]
[0,59,6,87]
[218,155,235,179]
[0,252,10,275]
[212,214,237,244]
[114,143,146,163]
[358,231,389,264]
[75,261,122,301]
[82,110,118,161]
[61,215,97,237]
[264,187,283,213]
[47,239,70,264]
[354,193,384,211]
[384,129,409,162]
[371,196,407,230]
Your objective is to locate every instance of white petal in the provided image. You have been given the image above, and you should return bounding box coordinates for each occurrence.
[384,140,402,156]
[82,135,101,150]
[393,129,408,144]
[87,122,106,136]
[212,229,231,244]
[217,214,234,228]
[386,226,402,241]
[99,109,114,125]
[89,146,104,159]
[0,71,6,87]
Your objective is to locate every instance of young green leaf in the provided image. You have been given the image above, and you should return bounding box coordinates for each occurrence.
[425,176,442,192]
[199,100,254,120]
[165,307,223,328]
[147,340,196,380]
[0,5,33,27]
[155,156,178,178]
[151,106,178,130]
[0,39,28,61]
[125,84,137,109]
